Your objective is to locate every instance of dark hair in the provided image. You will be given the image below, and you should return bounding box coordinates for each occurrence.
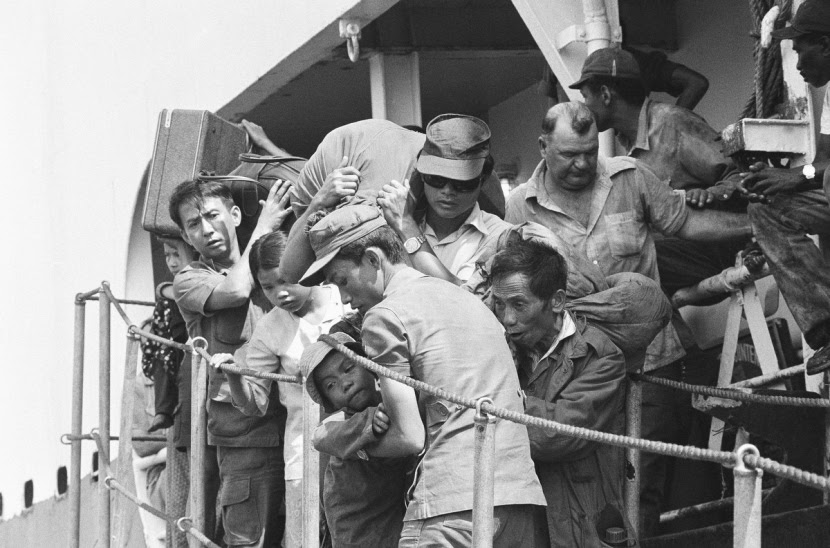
[583,76,646,106]
[168,179,235,229]
[489,238,568,300]
[542,102,596,136]
[336,226,406,265]
[249,230,287,286]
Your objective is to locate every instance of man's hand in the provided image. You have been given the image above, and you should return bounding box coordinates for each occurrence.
[256,179,293,231]
[240,120,272,151]
[685,188,715,208]
[372,402,391,437]
[377,178,414,234]
[738,162,805,200]
[209,353,234,370]
[310,156,360,210]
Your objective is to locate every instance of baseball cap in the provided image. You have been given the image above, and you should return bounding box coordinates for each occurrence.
[416,114,491,181]
[772,0,830,39]
[299,204,387,286]
[569,47,643,89]
[300,331,361,413]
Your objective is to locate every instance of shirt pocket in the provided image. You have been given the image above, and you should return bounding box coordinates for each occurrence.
[424,399,453,434]
[605,211,646,259]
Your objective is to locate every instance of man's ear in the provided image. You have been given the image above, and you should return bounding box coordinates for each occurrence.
[363,247,384,270]
[600,85,613,106]
[230,204,242,227]
[820,35,830,56]
[548,288,566,314]
[538,135,548,158]
[180,228,193,247]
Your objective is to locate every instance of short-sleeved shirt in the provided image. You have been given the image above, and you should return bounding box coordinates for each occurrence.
[620,98,737,191]
[505,158,686,370]
[173,259,281,447]
[361,267,547,520]
[420,204,512,281]
[290,119,506,219]
[822,86,830,135]
[236,286,346,479]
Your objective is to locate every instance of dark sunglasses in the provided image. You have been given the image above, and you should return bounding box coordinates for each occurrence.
[421,173,482,193]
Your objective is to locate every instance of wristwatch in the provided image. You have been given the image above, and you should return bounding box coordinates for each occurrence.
[803,164,816,181]
[403,234,426,254]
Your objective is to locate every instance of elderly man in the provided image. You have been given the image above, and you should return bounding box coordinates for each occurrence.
[489,236,633,547]
[739,0,830,372]
[505,101,751,535]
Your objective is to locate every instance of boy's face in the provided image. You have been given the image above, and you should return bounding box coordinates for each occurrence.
[257,266,309,313]
[323,255,385,316]
[163,241,193,277]
[313,352,379,413]
[178,197,240,263]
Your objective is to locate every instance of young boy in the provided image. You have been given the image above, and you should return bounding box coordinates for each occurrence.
[141,236,195,432]
[301,331,413,548]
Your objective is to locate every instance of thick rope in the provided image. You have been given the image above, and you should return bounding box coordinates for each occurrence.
[630,373,830,408]
[192,347,302,384]
[318,335,830,493]
[105,478,220,548]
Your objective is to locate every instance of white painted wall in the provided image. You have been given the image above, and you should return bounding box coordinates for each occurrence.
[0,0,376,520]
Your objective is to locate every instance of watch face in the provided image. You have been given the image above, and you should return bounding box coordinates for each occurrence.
[404,237,421,254]
[804,165,816,180]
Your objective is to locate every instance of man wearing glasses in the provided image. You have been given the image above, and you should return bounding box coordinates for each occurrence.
[377,114,513,285]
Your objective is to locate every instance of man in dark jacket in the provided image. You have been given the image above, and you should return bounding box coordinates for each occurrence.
[489,237,635,547]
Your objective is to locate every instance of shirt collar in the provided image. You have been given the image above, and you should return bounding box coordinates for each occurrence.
[537,311,577,365]
[421,203,490,239]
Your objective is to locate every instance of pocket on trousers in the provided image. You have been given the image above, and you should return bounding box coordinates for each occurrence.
[605,211,646,258]
[221,478,262,545]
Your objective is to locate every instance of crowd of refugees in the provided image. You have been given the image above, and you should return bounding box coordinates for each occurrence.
[133,2,830,546]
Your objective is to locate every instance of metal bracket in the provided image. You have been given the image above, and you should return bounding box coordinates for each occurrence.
[556,23,622,49]
[339,19,363,63]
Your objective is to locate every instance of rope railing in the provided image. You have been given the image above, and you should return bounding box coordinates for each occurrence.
[630,372,830,408]
[191,346,302,384]
[318,334,830,494]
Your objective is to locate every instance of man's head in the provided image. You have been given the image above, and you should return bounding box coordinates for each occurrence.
[773,0,830,87]
[539,102,600,192]
[300,204,405,315]
[168,179,240,263]
[569,48,646,131]
[301,332,380,414]
[490,238,568,353]
[416,114,494,221]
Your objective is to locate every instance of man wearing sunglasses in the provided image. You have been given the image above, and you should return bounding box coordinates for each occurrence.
[378,114,513,285]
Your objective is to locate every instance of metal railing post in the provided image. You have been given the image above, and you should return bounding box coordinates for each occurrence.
[473,397,496,548]
[98,284,112,548]
[302,376,321,548]
[624,378,642,538]
[824,370,830,505]
[189,338,209,548]
[733,444,763,548]
[68,296,86,548]
[113,332,140,545]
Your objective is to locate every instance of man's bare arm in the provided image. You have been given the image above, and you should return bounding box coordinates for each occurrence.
[675,210,752,242]
[670,65,710,110]
[366,377,424,457]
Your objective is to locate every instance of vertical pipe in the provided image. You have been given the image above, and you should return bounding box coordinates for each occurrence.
[302,378,320,548]
[113,334,140,545]
[190,341,208,548]
[98,286,112,548]
[624,379,642,539]
[68,298,86,548]
[733,444,763,548]
[581,0,614,158]
[472,399,496,548]
[823,370,830,505]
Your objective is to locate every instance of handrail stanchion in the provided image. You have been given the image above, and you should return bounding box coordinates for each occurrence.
[473,397,496,548]
[824,370,830,505]
[624,378,642,538]
[189,338,209,548]
[302,376,321,548]
[734,444,763,548]
[98,284,112,548]
[68,296,87,548]
[112,332,140,545]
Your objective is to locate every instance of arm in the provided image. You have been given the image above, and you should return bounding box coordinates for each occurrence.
[279,156,360,283]
[377,179,463,285]
[737,158,830,197]
[204,180,293,311]
[675,209,751,241]
[313,407,381,459]
[525,335,625,462]
[670,65,709,110]
[209,338,274,417]
[240,120,292,157]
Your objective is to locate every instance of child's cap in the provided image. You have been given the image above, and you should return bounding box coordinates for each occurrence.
[300,331,360,413]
